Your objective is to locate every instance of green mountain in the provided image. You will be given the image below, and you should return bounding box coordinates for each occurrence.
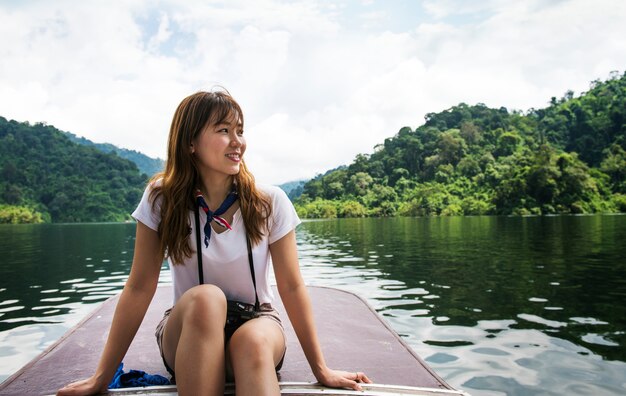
[64,132,164,177]
[296,71,626,218]
[0,117,147,223]
[278,180,307,200]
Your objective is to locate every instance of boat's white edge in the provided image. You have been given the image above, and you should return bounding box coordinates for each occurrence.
[88,382,471,396]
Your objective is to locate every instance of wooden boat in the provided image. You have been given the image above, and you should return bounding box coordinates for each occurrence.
[0,286,469,396]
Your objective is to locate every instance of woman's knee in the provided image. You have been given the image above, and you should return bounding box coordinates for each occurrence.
[179,284,227,329]
[229,322,281,366]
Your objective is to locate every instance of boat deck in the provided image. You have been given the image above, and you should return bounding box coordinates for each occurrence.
[0,286,466,395]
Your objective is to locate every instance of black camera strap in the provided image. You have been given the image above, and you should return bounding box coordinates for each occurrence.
[194,205,260,311]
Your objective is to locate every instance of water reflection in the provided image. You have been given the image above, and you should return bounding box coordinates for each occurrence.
[0,223,171,380]
[1,216,626,395]
[296,216,626,395]
[1,224,125,330]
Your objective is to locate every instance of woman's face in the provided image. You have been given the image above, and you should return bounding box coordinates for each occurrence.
[191,114,246,178]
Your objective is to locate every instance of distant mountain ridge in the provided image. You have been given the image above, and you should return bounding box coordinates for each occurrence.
[278,180,307,200]
[63,132,164,177]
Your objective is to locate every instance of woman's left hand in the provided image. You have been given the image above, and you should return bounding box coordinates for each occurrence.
[316,368,372,391]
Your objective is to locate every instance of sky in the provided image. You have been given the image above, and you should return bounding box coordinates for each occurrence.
[1,0,625,185]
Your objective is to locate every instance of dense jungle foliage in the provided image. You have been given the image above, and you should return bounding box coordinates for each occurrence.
[295,71,626,218]
[0,117,147,223]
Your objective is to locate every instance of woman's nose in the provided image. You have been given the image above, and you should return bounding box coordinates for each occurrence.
[230,134,242,147]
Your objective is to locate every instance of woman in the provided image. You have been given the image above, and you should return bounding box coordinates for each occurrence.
[57,90,371,395]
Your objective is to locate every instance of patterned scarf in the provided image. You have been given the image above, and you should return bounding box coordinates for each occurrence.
[196,188,238,247]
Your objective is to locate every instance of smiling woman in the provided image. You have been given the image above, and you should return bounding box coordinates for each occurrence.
[51,89,373,396]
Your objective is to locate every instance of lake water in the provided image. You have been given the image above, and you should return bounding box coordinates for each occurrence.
[1,216,625,395]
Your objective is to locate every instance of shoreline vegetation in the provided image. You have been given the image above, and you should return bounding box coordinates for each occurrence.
[293,71,626,218]
[2,72,625,224]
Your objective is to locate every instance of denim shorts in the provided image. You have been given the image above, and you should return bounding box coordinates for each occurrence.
[155,302,286,379]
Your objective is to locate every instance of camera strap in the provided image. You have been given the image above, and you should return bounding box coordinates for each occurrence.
[194,204,260,311]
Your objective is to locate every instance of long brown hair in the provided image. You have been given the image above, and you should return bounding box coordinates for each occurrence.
[149,90,271,264]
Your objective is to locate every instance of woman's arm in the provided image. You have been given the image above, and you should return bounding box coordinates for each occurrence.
[270,230,371,391]
[57,222,163,395]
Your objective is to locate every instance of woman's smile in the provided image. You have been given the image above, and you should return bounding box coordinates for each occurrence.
[226,152,241,162]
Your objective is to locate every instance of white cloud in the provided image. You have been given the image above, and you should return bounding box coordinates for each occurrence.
[1,0,626,185]
[422,0,507,19]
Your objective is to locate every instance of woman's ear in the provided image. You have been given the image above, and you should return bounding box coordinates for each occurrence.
[190,143,195,154]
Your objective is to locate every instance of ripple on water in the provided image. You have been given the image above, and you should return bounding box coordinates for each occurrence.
[60,278,85,284]
[472,347,511,356]
[581,333,620,347]
[478,320,517,332]
[569,317,609,325]
[517,313,567,328]
[528,297,548,303]
[0,305,24,314]
[78,286,116,294]
[380,284,408,291]
[31,305,61,311]
[510,349,626,395]
[81,295,110,302]
[335,257,366,262]
[39,297,69,303]
[424,340,475,347]
[425,352,458,364]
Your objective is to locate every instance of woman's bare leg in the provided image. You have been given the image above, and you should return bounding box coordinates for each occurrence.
[227,318,286,396]
[162,284,227,396]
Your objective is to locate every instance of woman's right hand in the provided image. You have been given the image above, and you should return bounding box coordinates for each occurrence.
[56,376,108,396]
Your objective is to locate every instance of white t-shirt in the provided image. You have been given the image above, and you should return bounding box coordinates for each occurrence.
[132,182,301,306]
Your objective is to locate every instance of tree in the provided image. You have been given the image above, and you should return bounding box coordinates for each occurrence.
[600,144,626,193]
[0,205,44,224]
[526,145,560,210]
[437,130,467,165]
[347,172,373,196]
[495,131,521,157]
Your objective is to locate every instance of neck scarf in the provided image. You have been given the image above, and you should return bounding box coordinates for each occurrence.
[196,188,238,247]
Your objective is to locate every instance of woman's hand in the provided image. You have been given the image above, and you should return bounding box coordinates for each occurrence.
[316,368,372,391]
[56,376,108,396]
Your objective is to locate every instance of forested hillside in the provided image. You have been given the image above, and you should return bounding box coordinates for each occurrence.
[296,71,626,217]
[2,72,625,223]
[64,132,164,176]
[0,117,147,223]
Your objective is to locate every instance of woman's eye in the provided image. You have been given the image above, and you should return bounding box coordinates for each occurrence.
[219,128,228,133]
[237,130,244,136]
